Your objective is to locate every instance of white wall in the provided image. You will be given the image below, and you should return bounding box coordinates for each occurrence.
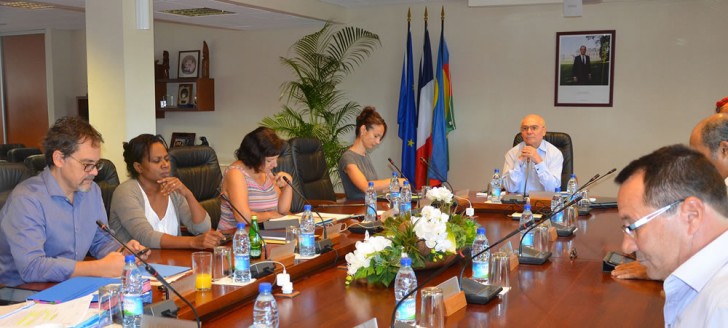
[149,0,728,196]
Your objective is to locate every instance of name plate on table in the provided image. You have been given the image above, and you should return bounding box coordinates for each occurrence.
[437,276,467,316]
[263,212,354,230]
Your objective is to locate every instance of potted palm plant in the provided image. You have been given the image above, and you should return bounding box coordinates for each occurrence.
[261,23,380,185]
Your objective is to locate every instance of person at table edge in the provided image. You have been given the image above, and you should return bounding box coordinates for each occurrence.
[615,144,728,326]
[502,114,563,194]
[109,134,224,249]
[0,117,148,287]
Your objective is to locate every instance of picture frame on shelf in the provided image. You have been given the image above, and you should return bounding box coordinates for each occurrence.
[178,83,193,107]
[554,30,615,107]
[178,50,200,78]
[170,132,196,147]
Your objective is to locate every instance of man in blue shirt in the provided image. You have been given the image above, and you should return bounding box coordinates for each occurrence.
[615,145,728,326]
[502,114,563,194]
[0,117,148,287]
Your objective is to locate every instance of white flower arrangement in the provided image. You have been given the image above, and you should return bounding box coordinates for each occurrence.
[344,233,392,276]
[426,186,453,204]
[345,186,475,287]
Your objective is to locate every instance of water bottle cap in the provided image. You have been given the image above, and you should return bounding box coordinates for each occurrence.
[570,174,576,178]
[555,187,561,192]
[368,181,374,187]
[304,204,312,211]
[477,227,486,235]
[524,204,531,210]
[259,282,272,293]
[494,168,500,173]
[237,222,246,229]
[400,257,412,266]
[392,172,398,177]
[125,255,135,263]
[403,180,409,185]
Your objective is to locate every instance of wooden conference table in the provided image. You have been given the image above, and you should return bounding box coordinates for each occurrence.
[147,201,664,327]
[21,200,664,327]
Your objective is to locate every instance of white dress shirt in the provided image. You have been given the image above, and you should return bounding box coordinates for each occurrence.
[502,140,563,194]
[664,230,728,327]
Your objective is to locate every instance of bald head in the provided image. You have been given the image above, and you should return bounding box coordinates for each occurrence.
[690,113,728,179]
[520,114,547,147]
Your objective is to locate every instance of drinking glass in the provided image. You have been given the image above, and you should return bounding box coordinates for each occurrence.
[97,283,122,326]
[213,246,232,281]
[419,287,444,328]
[489,251,511,288]
[192,252,212,291]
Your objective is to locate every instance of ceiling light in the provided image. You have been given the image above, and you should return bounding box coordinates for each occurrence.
[160,8,235,17]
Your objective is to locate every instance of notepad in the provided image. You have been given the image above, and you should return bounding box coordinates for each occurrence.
[140,263,190,280]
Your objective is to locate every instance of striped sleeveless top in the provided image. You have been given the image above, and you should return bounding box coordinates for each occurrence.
[218,165,278,231]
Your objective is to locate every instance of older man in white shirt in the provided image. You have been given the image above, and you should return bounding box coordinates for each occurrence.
[502,114,563,194]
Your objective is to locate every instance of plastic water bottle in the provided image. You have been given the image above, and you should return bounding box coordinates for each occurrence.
[399,180,412,217]
[489,169,502,202]
[394,254,417,326]
[249,216,262,259]
[121,255,143,328]
[232,222,251,283]
[299,204,316,257]
[252,282,279,328]
[390,172,400,194]
[364,181,377,222]
[520,204,535,248]
[389,172,401,215]
[471,227,490,284]
[567,174,578,197]
[551,187,564,225]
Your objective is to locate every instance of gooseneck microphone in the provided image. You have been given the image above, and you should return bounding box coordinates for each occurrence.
[522,158,531,198]
[419,157,454,192]
[281,176,332,253]
[453,196,581,303]
[95,221,201,328]
[219,193,268,261]
[387,158,408,181]
[577,168,617,193]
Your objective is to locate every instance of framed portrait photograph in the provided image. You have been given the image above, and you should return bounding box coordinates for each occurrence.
[554,30,615,107]
[170,132,196,148]
[178,83,193,106]
[177,50,200,78]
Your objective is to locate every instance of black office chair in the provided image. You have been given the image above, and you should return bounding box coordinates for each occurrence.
[513,131,573,191]
[94,159,120,216]
[168,146,222,229]
[0,144,25,161]
[290,137,336,202]
[0,162,33,209]
[274,140,306,213]
[24,154,46,175]
[6,147,41,163]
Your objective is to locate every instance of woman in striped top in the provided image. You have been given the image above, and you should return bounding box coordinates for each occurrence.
[218,127,293,230]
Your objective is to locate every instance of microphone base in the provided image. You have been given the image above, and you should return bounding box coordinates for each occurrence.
[501,194,526,204]
[144,299,179,318]
[556,226,577,237]
[315,239,333,254]
[347,221,384,234]
[578,207,592,216]
[518,247,552,265]
[251,262,276,279]
[461,278,503,304]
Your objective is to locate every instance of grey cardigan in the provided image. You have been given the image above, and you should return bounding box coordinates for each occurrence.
[109,179,211,248]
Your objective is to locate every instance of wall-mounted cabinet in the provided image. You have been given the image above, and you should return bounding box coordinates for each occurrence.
[154,77,214,118]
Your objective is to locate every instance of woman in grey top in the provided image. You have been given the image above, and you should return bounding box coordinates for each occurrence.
[339,106,403,200]
[109,134,224,249]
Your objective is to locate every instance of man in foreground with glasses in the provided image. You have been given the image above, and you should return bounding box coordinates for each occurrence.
[0,117,149,286]
[502,114,563,194]
[615,144,728,326]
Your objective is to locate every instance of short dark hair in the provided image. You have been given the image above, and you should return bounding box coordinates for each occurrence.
[700,114,728,155]
[43,116,103,167]
[355,106,387,139]
[123,134,166,179]
[615,144,728,216]
[235,127,283,172]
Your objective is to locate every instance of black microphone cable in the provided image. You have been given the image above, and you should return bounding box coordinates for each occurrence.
[219,193,268,260]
